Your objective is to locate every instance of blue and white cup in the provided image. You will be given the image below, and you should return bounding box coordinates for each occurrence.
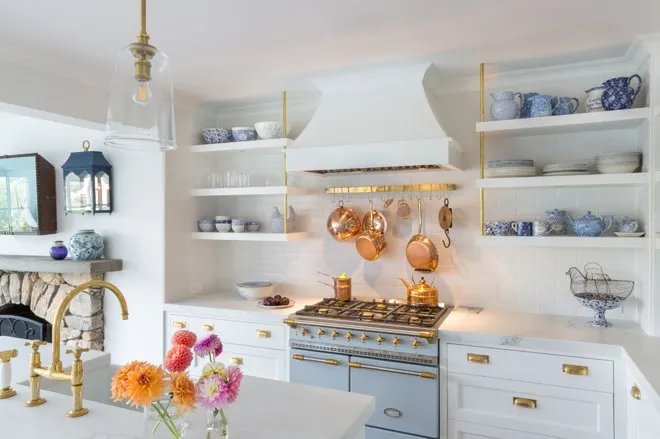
[511,221,533,236]
[530,95,557,118]
[551,97,579,115]
[519,93,539,118]
[484,220,513,236]
[532,221,552,236]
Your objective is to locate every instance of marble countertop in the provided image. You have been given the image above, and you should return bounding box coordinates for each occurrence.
[1,374,374,439]
[164,293,322,323]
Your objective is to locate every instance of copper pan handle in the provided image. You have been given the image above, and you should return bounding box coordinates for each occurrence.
[317,281,334,288]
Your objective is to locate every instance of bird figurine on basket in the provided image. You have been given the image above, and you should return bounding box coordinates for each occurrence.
[567,263,634,327]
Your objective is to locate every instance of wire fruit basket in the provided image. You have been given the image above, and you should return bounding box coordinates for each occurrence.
[566,262,634,327]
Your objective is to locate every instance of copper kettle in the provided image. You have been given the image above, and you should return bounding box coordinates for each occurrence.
[399,275,438,307]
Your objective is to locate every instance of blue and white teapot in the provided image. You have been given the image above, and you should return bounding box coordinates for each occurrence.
[601,74,642,111]
[566,211,614,237]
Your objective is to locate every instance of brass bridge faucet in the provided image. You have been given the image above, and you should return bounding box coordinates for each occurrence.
[24,280,129,417]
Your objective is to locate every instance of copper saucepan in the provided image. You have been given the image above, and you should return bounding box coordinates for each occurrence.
[355,201,387,261]
[327,201,361,241]
[405,197,438,272]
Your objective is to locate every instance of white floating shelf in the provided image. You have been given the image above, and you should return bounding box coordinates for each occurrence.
[476,108,649,137]
[192,232,311,242]
[190,186,313,197]
[479,236,646,248]
[191,138,293,153]
[477,173,646,189]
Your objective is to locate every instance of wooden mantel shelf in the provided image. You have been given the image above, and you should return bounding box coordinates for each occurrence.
[0,255,123,274]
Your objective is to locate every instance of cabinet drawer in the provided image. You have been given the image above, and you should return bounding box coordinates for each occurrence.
[289,349,349,392]
[447,344,613,393]
[366,426,419,439]
[216,343,286,381]
[448,421,553,439]
[448,373,613,439]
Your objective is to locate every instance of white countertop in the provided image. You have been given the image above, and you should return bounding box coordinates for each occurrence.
[164,293,322,323]
[1,374,374,439]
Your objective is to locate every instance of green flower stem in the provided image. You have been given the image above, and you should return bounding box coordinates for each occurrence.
[220,408,228,435]
[152,400,181,439]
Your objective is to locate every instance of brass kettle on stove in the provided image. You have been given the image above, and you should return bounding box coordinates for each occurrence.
[399,274,438,307]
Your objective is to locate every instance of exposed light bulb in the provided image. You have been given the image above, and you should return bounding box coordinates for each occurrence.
[132,80,152,105]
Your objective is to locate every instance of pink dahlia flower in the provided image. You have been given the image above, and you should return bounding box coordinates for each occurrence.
[164,344,193,372]
[193,334,223,359]
[171,330,197,349]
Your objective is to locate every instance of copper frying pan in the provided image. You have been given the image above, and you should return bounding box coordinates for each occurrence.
[405,198,438,272]
[355,201,387,261]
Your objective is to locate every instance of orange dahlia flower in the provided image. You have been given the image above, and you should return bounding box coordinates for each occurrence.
[170,371,196,414]
[165,345,193,372]
[111,360,143,401]
[123,362,168,407]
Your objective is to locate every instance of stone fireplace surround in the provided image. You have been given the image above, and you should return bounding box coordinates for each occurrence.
[0,255,122,350]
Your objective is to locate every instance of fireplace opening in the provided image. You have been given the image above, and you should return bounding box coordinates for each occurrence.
[0,303,52,342]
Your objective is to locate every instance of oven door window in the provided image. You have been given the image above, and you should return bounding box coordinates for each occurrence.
[289,348,348,392]
[349,357,438,438]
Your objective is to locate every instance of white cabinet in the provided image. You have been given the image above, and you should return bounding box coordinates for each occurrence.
[626,370,660,439]
[449,421,552,439]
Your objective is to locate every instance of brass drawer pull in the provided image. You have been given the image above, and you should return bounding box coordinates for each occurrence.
[562,364,588,376]
[631,384,641,400]
[257,329,271,338]
[200,324,214,332]
[292,354,339,366]
[230,357,243,365]
[348,361,436,379]
[467,353,489,364]
[172,321,186,329]
[513,397,537,409]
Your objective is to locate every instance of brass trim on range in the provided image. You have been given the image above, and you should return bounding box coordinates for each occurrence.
[562,364,589,376]
[417,331,435,342]
[172,321,186,329]
[292,354,340,366]
[513,397,537,409]
[283,318,296,328]
[631,384,641,400]
[200,324,214,332]
[257,329,272,338]
[230,357,243,365]
[325,184,457,195]
[479,62,485,236]
[348,361,436,380]
[467,353,490,364]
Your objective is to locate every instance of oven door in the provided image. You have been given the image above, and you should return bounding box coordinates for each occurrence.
[349,357,438,438]
[289,348,349,392]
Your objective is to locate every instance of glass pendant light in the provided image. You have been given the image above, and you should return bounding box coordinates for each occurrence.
[105,0,176,151]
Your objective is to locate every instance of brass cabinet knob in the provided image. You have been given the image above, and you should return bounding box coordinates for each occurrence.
[345,331,353,342]
[513,397,537,409]
[256,329,271,338]
[172,321,186,329]
[200,324,214,332]
[631,384,641,400]
[411,338,421,349]
[360,333,369,343]
[562,364,588,376]
[331,330,339,340]
[376,335,384,345]
[392,337,400,346]
[230,357,243,365]
[467,353,490,364]
[316,328,325,337]
[300,327,309,336]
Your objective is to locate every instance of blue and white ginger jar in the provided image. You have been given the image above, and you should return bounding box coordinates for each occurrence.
[69,229,104,260]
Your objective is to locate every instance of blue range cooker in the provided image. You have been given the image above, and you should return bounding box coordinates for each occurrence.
[285,298,451,439]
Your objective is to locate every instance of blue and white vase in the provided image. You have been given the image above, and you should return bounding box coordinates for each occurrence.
[69,229,104,260]
[49,241,68,260]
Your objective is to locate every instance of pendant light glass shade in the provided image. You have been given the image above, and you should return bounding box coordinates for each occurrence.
[105,44,176,151]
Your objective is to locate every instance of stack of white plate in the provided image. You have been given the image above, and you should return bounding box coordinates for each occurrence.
[596,152,641,174]
[541,163,591,176]
[485,160,536,178]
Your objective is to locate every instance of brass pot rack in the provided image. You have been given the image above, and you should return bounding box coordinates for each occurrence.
[324,184,457,195]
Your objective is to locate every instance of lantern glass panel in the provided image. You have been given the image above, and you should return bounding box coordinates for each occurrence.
[65,171,93,214]
[94,172,111,212]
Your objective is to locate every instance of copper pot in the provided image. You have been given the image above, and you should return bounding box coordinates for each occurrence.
[327,202,361,241]
[399,274,438,307]
[355,201,387,261]
[318,272,352,301]
[405,198,438,272]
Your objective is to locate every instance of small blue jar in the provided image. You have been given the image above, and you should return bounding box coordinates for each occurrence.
[49,241,68,260]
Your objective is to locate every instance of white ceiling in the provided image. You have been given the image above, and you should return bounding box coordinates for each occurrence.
[0,0,659,104]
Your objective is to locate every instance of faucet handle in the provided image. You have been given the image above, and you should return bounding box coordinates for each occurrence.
[65,348,89,360]
[0,349,18,363]
[24,341,47,352]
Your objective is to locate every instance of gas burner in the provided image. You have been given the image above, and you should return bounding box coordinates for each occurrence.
[361,311,374,319]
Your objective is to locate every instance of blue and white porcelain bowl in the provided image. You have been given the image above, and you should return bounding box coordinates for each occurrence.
[69,230,104,261]
[254,122,291,139]
[235,281,275,300]
[198,219,216,233]
[231,127,257,142]
[215,223,232,233]
[201,128,232,144]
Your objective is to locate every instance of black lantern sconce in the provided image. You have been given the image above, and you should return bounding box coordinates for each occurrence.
[62,140,113,215]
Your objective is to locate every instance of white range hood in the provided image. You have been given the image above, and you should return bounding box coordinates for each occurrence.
[287,63,461,175]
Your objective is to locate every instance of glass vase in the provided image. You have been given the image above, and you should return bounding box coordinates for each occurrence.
[205,409,229,439]
[144,398,189,439]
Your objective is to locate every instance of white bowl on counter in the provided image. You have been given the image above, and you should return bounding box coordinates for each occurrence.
[236,281,276,300]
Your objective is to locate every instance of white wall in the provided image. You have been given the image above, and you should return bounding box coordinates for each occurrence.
[0,112,165,364]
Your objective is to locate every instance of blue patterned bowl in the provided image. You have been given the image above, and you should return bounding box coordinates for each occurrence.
[231,127,257,142]
[201,128,232,144]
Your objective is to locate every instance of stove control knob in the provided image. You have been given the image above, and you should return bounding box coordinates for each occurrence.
[300,327,309,336]
[376,335,384,345]
[316,328,325,337]
[392,337,400,346]
[345,331,353,342]
[360,333,369,343]
[411,338,421,349]
[331,330,339,340]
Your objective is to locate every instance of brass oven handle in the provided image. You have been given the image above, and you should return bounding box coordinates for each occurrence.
[230,357,243,365]
[200,324,214,332]
[562,364,588,376]
[631,384,641,400]
[172,321,186,329]
[513,397,537,409]
[467,353,490,364]
[292,354,339,366]
[257,329,272,338]
[348,361,436,379]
